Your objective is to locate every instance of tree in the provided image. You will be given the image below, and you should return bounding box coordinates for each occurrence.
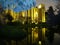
[0,5,4,14]
[6,12,13,23]
[55,0,60,29]
[47,6,56,26]
[46,6,55,43]
[55,0,60,13]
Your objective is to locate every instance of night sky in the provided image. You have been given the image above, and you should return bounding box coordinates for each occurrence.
[36,0,58,10]
[0,0,36,12]
[0,0,59,12]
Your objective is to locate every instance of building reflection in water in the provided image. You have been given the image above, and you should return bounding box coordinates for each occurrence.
[26,27,54,45]
[0,3,55,45]
[16,26,46,45]
[24,27,46,45]
[0,27,54,45]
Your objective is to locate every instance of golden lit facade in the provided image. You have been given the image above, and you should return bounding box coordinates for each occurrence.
[38,4,46,45]
[5,7,38,24]
[3,4,46,45]
[38,4,46,23]
[4,4,45,24]
[31,7,38,24]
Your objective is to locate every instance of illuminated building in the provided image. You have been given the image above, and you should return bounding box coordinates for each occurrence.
[38,4,46,45]
[38,4,46,23]
[0,3,46,45]
[4,6,38,24]
[31,7,38,24]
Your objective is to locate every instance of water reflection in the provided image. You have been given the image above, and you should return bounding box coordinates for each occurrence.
[0,26,55,45]
[46,27,54,43]
[26,27,46,45]
[27,26,55,45]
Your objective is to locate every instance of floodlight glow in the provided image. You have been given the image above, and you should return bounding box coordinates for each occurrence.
[38,5,42,9]
[39,41,41,45]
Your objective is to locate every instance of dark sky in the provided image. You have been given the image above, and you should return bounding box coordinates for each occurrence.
[36,0,57,10]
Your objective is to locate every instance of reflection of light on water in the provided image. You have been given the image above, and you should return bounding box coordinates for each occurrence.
[30,27,46,44]
[35,27,38,28]
[42,28,46,41]
[39,41,41,45]
[32,27,38,43]
[42,28,46,35]
[22,21,25,24]
[34,31,38,38]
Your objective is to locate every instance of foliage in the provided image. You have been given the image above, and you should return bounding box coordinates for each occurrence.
[6,13,13,23]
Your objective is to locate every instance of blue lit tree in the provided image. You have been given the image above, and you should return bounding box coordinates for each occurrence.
[0,0,36,12]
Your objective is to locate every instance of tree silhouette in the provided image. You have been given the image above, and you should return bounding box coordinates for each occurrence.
[0,5,5,14]
[6,12,13,24]
[55,1,60,33]
[47,6,56,26]
[46,6,55,43]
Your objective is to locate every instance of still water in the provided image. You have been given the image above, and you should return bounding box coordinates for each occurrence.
[0,25,60,45]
